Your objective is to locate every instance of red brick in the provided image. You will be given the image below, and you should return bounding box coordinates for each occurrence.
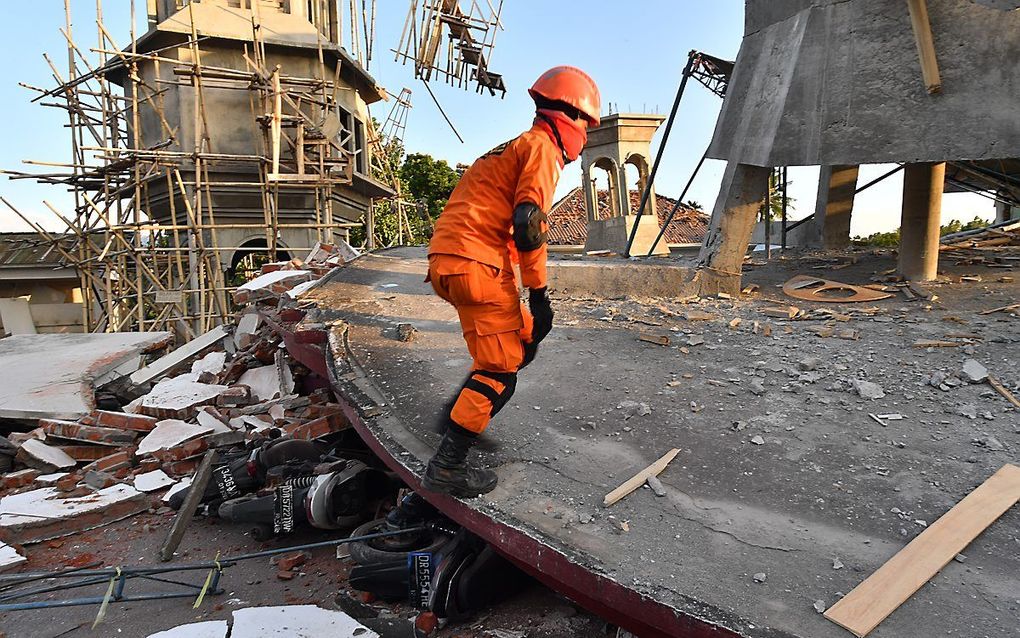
[55,473,81,492]
[216,386,254,408]
[56,445,115,462]
[87,411,158,432]
[277,552,308,571]
[163,459,200,477]
[1,469,40,491]
[276,570,295,581]
[283,413,348,441]
[138,458,162,473]
[81,449,135,475]
[150,436,209,463]
[278,308,306,323]
[40,420,137,446]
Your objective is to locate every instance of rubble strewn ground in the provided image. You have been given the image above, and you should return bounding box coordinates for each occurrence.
[0,242,611,638]
[306,246,1018,638]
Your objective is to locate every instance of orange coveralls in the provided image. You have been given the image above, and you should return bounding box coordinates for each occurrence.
[427,123,563,434]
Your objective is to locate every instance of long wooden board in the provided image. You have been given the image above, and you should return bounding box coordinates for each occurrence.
[824,464,1020,636]
[603,448,680,507]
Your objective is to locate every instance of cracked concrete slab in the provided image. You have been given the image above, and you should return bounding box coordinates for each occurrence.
[230,605,378,638]
[305,247,1019,638]
[0,332,172,421]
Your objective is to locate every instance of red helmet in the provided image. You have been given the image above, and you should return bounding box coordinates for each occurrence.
[528,66,601,127]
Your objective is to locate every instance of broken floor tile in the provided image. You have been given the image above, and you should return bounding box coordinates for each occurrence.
[191,351,227,376]
[230,605,378,638]
[136,420,216,457]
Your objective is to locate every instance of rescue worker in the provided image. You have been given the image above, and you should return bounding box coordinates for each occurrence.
[422,66,601,498]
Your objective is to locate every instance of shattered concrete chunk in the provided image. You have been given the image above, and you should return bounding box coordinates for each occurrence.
[798,356,822,371]
[136,419,216,456]
[852,379,885,400]
[238,365,285,402]
[230,605,378,638]
[134,469,175,493]
[146,620,229,638]
[191,351,227,376]
[130,326,228,386]
[750,435,765,446]
[646,475,667,497]
[0,542,26,573]
[233,270,313,305]
[137,376,229,419]
[961,359,988,384]
[0,484,148,543]
[15,439,77,472]
[749,379,766,396]
[813,600,826,613]
[752,572,767,583]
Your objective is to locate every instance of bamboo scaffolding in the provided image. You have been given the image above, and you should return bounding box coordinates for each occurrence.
[5,0,365,339]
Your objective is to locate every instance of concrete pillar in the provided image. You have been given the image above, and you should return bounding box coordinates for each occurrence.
[898,162,945,281]
[812,165,860,249]
[696,162,771,295]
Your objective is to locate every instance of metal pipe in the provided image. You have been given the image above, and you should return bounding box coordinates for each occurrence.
[646,149,708,256]
[624,51,697,258]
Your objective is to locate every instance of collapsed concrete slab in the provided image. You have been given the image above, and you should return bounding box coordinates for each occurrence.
[309,249,1020,638]
[230,605,378,638]
[232,270,313,305]
[0,484,148,543]
[130,326,229,386]
[0,332,172,421]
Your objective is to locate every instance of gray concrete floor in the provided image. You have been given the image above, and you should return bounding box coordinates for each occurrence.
[307,246,1020,638]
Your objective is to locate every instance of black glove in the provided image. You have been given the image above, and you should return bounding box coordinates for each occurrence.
[521,288,552,369]
[529,287,553,343]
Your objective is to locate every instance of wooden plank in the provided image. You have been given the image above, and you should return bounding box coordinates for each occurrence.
[906,0,942,94]
[603,448,680,507]
[159,450,218,562]
[987,375,1020,409]
[978,302,1020,316]
[824,464,1020,637]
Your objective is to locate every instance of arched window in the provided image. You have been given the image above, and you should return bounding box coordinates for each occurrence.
[590,156,621,220]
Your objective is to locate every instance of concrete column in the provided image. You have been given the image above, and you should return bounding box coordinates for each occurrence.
[812,165,860,249]
[898,162,945,281]
[696,162,771,295]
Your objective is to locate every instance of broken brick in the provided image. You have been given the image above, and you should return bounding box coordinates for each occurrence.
[163,458,200,477]
[283,413,349,440]
[55,473,81,492]
[277,552,308,571]
[0,469,40,491]
[216,385,254,408]
[80,449,135,475]
[276,570,295,581]
[86,411,158,432]
[56,445,117,462]
[150,436,209,463]
[138,458,162,473]
[40,420,138,447]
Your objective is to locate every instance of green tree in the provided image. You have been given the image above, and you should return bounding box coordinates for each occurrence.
[400,153,460,220]
[852,216,991,247]
[758,172,795,222]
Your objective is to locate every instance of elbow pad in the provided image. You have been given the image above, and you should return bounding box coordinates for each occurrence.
[512,202,547,252]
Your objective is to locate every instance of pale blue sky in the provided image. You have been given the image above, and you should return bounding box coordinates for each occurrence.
[0,1,992,235]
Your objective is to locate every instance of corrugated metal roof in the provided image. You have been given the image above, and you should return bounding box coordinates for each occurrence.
[0,233,75,268]
[547,188,710,245]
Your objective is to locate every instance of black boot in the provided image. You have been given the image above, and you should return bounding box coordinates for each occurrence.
[422,426,497,498]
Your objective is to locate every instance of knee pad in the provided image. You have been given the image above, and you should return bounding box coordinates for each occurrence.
[467,370,517,416]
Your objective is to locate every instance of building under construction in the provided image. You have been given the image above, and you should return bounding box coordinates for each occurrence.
[4,0,395,339]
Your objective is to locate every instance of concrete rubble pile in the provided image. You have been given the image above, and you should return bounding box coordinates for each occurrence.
[0,241,359,555]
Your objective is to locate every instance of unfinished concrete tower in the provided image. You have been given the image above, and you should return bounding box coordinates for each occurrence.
[6,0,395,337]
[697,0,1020,292]
[581,114,669,256]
